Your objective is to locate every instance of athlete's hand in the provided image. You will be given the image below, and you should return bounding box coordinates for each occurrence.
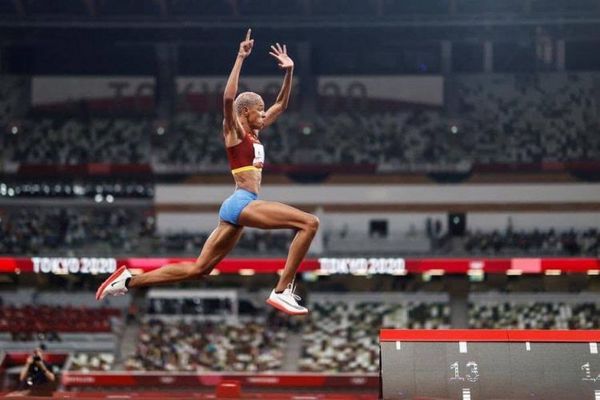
[238,29,254,59]
[269,43,294,70]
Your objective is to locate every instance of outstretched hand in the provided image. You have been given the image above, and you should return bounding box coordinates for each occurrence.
[269,43,294,70]
[238,29,254,59]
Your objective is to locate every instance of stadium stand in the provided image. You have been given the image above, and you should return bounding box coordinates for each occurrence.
[2,73,599,170]
[0,305,120,337]
[469,293,600,329]
[299,295,450,373]
[124,318,287,372]
[1,205,598,257]
[68,352,115,372]
[461,228,600,256]
[5,118,151,164]
[0,207,155,256]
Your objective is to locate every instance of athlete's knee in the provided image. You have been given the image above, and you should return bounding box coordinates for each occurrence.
[188,262,210,279]
[189,257,220,279]
[303,214,320,235]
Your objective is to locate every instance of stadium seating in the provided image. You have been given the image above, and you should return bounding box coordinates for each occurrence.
[470,302,600,329]
[3,73,599,170]
[0,207,154,256]
[299,298,450,372]
[5,118,151,164]
[69,352,115,372]
[1,205,598,256]
[461,228,600,256]
[124,318,287,372]
[0,305,121,336]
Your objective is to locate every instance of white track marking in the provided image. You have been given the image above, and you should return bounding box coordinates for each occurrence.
[462,388,472,400]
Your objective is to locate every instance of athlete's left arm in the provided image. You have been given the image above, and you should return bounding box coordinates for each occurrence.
[263,43,294,128]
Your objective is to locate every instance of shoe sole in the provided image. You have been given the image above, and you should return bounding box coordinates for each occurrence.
[95,265,128,301]
[266,298,308,316]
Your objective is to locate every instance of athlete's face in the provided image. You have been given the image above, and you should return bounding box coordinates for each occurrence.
[243,100,266,130]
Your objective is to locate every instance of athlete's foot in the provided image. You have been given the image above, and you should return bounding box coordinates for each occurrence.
[266,283,308,315]
[95,266,132,300]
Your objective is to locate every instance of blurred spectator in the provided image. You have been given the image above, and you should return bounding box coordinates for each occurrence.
[470,302,600,329]
[125,318,286,372]
[300,301,450,373]
[69,353,114,372]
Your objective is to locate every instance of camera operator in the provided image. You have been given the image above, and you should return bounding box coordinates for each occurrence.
[7,346,56,397]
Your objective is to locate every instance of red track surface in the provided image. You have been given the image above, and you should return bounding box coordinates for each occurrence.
[380,328,600,342]
[0,392,378,400]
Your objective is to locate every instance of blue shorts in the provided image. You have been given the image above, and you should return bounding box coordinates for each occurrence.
[219,189,258,226]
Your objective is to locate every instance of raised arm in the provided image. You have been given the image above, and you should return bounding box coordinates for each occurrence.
[223,29,254,139]
[263,43,294,128]
[19,357,32,382]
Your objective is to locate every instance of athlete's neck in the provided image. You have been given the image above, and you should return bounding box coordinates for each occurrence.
[240,120,259,139]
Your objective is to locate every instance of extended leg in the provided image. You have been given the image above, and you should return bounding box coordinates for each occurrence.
[238,200,319,292]
[96,222,243,300]
[129,222,243,288]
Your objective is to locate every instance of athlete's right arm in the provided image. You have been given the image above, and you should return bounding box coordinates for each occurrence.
[223,29,253,139]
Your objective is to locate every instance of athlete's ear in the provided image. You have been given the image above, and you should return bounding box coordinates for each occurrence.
[242,106,249,116]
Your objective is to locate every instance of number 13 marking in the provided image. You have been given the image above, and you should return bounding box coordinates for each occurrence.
[450,361,480,383]
[581,362,600,382]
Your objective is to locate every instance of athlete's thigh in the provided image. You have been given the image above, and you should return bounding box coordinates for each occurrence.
[196,221,244,262]
[238,200,311,230]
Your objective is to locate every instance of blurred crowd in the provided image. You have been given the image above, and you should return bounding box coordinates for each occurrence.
[0,207,154,255]
[124,318,287,372]
[300,301,450,373]
[68,353,115,372]
[469,302,600,329]
[1,206,599,257]
[5,118,151,165]
[455,73,599,164]
[2,74,598,170]
[0,207,293,256]
[3,296,600,373]
[0,305,120,339]
[462,228,600,256]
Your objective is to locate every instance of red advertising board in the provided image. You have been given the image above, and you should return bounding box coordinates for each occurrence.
[0,257,598,276]
[61,372,379,389]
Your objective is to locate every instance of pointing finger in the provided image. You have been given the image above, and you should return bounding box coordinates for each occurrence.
[245,28,251,41]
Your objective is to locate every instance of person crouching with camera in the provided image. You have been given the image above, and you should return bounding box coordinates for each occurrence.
[6,346,56,397]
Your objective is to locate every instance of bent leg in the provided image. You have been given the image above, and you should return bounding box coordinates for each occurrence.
[129,222,243,288]
[238,200,319,292]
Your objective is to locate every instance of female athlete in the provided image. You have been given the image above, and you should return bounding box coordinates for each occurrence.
[96,29,319,315]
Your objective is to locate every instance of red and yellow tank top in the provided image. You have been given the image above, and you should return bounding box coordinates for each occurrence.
[226,132,265,175]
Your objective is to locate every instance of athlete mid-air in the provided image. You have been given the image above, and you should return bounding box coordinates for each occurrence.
[96,29,319,315]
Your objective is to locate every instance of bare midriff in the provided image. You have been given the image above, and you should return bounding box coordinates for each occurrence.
[233,169,262,194]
